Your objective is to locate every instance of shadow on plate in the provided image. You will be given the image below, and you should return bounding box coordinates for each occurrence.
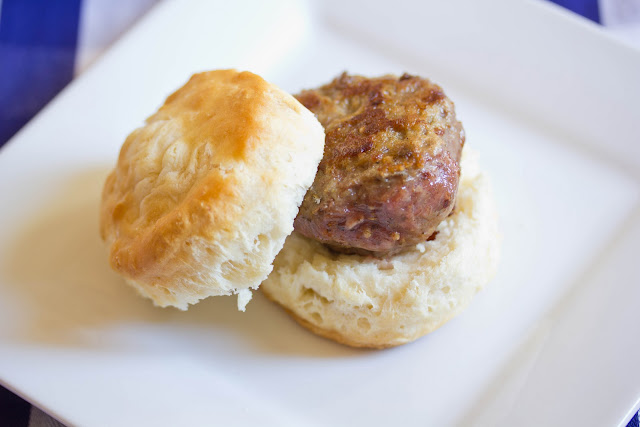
[4,168,363,358]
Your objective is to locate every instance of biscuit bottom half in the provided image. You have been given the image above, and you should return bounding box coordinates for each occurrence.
[261,147,500,348]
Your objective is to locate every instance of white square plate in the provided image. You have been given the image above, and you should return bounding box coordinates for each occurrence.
[0,1,639,425]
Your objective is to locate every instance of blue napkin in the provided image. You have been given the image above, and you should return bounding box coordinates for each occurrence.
[0,0,80,146]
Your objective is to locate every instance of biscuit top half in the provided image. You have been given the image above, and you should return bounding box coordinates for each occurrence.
[100,70,325,309]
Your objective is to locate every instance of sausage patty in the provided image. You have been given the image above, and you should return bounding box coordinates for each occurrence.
[294,73,465,256]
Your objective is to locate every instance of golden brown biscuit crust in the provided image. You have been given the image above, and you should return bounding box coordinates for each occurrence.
[101,70,325,309]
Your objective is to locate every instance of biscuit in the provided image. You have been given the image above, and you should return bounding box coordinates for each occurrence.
[261,148,500,347]
[100,70,325,310]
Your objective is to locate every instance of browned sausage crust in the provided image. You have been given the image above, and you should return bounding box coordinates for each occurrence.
[293,73,465,256]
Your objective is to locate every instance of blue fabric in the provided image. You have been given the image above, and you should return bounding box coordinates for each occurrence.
[629,412,640,427]
[0,385,29,427]
[548,0,601,22]
[0,0,81,147]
